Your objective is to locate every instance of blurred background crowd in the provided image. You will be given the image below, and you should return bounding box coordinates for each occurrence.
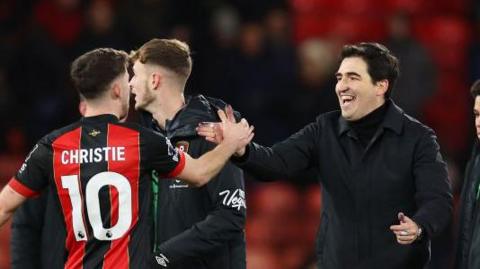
[0,0,479,268]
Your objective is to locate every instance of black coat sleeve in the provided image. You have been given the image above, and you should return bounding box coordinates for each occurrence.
[411,129,453,238]
[153,160,246,268]
[10,192,47,269]
[234,120,319,181]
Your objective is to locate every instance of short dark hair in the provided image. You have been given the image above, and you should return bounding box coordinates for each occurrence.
[70,48,129,99]
[340,42,399,98]
[471,79,480,98]
[130,38,192,79]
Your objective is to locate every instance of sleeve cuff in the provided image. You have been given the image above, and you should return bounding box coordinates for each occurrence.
[8,177,40,198]
[411,216,430,239]
[164,151,186,178]
[231,143,251,165]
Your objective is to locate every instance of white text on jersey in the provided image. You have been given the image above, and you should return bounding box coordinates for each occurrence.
[61,147,126,164]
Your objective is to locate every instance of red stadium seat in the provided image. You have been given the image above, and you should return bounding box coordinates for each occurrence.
[337,0,386,15]
[293,14,332,43]
[385,0,435,16]
[413,17,471,70]
[291,0,339,13]
[422,75,470,156]
[328,15,387,43]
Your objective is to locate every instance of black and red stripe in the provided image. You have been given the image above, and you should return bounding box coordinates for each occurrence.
[103,124,140,269]
[8,177,40,198]
[52,127,86,269]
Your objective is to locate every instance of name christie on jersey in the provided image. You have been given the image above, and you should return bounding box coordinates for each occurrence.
[61,147,126,164]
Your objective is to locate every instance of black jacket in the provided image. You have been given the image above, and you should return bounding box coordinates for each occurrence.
[10,189,67,269]
[235,100,452,269]
[455,143,480,269]
[145,95,246,269]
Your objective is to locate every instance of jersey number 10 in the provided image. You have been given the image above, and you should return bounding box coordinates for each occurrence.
[61,171,132,241]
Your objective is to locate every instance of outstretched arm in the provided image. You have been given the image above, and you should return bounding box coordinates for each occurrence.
[198,106,320,181]
[176,107,254,187]
[0,185,27,228]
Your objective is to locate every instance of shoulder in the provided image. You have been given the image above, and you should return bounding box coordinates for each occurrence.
[316,110,341,122]
[115,121,166,140]
[42,121,82,147]
[401,113,436,138]
[313,110,341,129]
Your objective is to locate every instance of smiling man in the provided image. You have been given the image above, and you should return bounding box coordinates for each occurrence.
[198,42,452,269]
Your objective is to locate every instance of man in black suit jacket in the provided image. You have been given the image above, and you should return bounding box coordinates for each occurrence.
[198,42,452,269]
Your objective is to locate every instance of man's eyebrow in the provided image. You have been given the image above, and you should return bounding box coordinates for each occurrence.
[345,72,361,77]
[335,72,361,77]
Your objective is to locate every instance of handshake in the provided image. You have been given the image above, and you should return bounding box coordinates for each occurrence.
[197,105,253,157]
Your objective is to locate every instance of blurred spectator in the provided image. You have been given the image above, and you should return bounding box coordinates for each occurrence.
[117,0,172,44]
[289,38,338,130]
[263,7,298,128]
[198,5,240,99]
[226,22,290,143]
[34,0,84,47]
[74,0,129,55]
[385,11,437,119]
[169,24,192,44]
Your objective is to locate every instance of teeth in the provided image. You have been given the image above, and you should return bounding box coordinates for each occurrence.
[341,95,354,103]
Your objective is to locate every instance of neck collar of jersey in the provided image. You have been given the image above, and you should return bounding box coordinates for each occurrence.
[81,114,119,123]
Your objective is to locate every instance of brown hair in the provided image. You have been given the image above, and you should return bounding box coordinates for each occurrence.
[131,38,192,79]
[71,48,128,99]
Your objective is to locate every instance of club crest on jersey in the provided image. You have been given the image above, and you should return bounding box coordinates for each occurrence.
[89,129,101,137]
[176,141,189,153]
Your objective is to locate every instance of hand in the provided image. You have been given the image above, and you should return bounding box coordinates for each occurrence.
[197,122,223,144]
[219,105,254,154]
[389,212,420,245]
[197,105,253,156]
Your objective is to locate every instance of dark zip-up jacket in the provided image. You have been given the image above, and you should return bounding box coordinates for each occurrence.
[234,100,452,269]
[455,143,480,269]
[145,95,246,269]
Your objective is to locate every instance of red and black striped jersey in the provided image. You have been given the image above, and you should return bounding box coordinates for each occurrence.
[8,114,186,269]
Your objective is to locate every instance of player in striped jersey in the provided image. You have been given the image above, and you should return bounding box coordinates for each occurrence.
[0,48,253,269]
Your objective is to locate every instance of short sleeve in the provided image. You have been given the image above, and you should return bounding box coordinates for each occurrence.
[142,131,186,178]
[9,140,51,198]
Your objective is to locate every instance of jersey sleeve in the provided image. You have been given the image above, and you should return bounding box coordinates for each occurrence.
[142,131,186,178]
[8,139,51,198]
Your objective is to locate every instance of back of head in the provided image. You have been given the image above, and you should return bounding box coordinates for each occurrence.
[471,79,480,98]
[131,38,192,80]
[340,42,399,98]
[71,48,129,100]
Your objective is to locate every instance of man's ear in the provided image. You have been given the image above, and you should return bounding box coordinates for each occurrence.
[376,79,389,96]
[111,83,121,99]
[152,73,161,90]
